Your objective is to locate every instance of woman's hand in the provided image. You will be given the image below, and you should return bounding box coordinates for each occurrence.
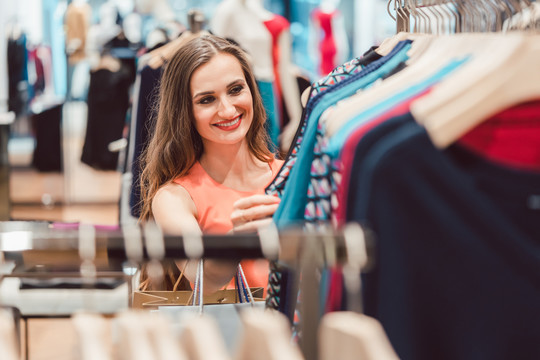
[231,194,280,233]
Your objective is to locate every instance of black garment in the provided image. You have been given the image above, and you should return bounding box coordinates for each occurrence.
[360,45,383,64]
[128,65,163,217]
[348,113,540,360]
[362,45,380,57]
[103,34,141,84]
[81,64,132,170]
[296,73,311,102]
[31,103,63,172]
[7,35,28,117]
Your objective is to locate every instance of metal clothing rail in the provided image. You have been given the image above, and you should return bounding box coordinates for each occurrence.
[0,221,356,269]
[389,0,534,34]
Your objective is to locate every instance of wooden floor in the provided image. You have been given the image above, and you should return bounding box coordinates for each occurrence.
[7,101,124,359]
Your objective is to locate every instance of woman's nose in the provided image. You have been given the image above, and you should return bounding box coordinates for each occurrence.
[217,97,236,118]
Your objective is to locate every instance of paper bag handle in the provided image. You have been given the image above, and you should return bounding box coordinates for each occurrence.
[138,261,188,292]
[192,259,204,314]
[172,261,188,292]
[191,261,256,308]
[236,263,255,305]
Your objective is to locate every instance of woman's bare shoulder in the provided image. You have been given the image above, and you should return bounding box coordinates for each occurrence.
[152,182,200,234]
[153,182,197,218]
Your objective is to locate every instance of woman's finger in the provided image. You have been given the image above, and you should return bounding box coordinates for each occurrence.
[243,203,280,222]
[233,194,280,210]
[231,203,279,225]
[232,218,274,234]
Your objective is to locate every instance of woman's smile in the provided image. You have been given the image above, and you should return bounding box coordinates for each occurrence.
[213,114,242,130]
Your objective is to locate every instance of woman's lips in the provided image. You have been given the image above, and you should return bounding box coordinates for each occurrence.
[213,115,242,131]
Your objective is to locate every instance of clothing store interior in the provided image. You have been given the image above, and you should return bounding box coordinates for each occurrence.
[1,0,540,359]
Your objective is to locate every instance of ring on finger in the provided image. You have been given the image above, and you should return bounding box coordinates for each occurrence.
[241,210,248,222]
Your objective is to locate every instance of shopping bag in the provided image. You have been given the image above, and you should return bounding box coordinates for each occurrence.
[156,260,265,352]
[132,261,264,310]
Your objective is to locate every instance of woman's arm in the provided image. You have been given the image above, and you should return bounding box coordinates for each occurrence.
[152,183,239,294]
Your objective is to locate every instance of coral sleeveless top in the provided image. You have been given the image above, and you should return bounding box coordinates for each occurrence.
[173,159,284,289]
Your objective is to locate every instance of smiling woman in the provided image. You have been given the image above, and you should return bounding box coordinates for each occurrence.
[191,53,253,145]
[138,34,283,294]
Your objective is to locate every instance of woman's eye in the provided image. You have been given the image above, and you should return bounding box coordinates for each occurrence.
[230,85,244,95]
[199,96,215,105]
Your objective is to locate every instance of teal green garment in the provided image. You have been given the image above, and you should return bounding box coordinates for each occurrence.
[257,80,280,151]
[273,41,413,228]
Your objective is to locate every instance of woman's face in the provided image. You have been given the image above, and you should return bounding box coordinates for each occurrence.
[190,53,253,148]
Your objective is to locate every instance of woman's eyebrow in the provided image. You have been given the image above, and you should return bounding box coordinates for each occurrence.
[193,90,214,99]
[227,79,245,87]
[193,79,246,99]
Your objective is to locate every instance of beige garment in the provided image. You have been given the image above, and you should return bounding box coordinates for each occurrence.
[65,3,92,64]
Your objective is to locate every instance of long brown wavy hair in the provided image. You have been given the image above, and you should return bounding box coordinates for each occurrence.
[138,34,273,222]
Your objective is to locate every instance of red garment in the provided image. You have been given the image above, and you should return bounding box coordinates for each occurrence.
[459,99,540,172]
[324,266,344,313]
[335,90,431,225]
[336,95,540,225]
[263,14,289,125]
[312,8,338,76]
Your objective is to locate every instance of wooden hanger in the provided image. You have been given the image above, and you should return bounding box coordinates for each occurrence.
[117,311,158,360]
[322,33,436,137]
[180,314,231,360]
[143,312,189,360]
[0,309,19,360]
[72,312,113,360]
[411,33,539,149]
[95,53,122,72]
[235,308,304,360]
[375,31,425,56]
[319,312,399,360]
[282,32,427,153]
[322,0,528,141]
[323,33,501,139]
[319,223,398,360]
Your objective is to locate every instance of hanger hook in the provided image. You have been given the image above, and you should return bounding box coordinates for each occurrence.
[143,220,166,285]
[387,0,397,21]
[122,223,143,263]
[183,231,204,260]
[79,223,97,281]
[257,222,280,261]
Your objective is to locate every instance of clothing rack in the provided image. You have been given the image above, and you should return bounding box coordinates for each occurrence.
[390,0,460,33]
[0,221,352,264]
[0,221,367,360]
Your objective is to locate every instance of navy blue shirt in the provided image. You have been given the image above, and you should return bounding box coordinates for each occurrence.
[129,64,163,217]
[348,113,540,360]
